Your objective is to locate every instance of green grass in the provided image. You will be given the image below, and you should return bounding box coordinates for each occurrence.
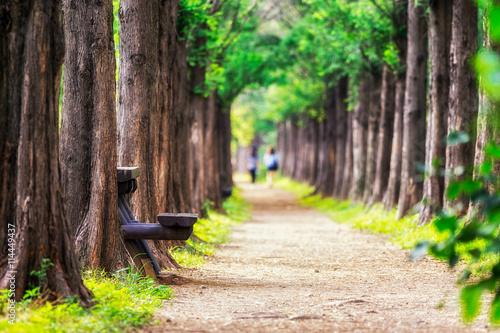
[0,269,173,333]
[171,187,251,267]
[275,177,497,276]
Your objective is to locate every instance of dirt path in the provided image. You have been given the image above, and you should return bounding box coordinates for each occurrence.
[146,182,492,332]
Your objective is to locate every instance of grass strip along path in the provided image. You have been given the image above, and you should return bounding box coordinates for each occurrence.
[144,181,490,332]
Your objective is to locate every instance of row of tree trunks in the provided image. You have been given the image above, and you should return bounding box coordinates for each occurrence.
[0,0,92,304]
[279,0,482,224]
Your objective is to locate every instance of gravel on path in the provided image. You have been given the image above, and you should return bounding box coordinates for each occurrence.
[143,182,492,332]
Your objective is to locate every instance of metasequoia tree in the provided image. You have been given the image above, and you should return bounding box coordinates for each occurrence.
[396,0,428,220]
[333,77,348,197]
[370,65,395,205]
[351,75,371,200]
[157,0,194,214]
[117,0,178,269]
[419,0,452,223]
[60,0,129,269]
[363,74,382,203]
[0,0,92,304]
[444,0,478,211]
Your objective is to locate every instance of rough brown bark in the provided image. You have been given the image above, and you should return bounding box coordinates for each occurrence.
[444,0,478,211]
[396,0,428,219]
[333,77,348,198]
[316,84,337,196]
[340,111,354,199]
[363,74,382,203]
[0,2,22,256]
[218,105,234,192]
[205,90,223,209]
[351,76,371,200]
[0,0,92,304]
[118,0,177,269]
[370,65,396,205]
[158,0,193,214]
[384,0,407,209]
[60,0,129,270]
[384,75,406,209]
[419,0,452,224]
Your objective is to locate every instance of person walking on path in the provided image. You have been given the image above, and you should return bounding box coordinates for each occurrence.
[247,146,258,186]
[263,145,279,188]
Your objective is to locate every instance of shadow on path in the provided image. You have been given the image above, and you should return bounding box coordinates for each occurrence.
[143,181,490,332]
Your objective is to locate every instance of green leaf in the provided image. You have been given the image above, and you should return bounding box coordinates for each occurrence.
[410,241,429,261]
[485,141,500,159]
[446,181,462,200]
[480,160,493,175]
[461,285,483,322]
[446,131,470,146]
[434,215,458,233]
[489,6,500,42]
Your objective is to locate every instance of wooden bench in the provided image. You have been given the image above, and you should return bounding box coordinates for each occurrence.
[117,167,197,278]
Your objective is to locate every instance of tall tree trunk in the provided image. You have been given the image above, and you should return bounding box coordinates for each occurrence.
[370,65,396,205]
[189,47,208,213]
[318,84,337,196]
[204,90,222,209]
[419,0,452,224]
[158,1,193,213]
[0,0,92,304]
[471,7,500,212]
[351,75,371,200]
[363,73,382,203]
[397,0,428,220]
[384,75,406,209]
[0,1,22,255]
[218,105,234,193]
[118,0,177,269]
[277,122,287,176]
[333,76,348,198]
[384,0,407,209]
[60,0,128,270]
[340,112,354,199]
[444,0,478,211]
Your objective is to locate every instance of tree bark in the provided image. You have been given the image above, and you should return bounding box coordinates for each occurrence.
[204,90,223,209]
[60,0,129,270]
[317,84,337,196]
[351,75,371,200]
[370,65,395,205]
[384,0,407,209]
[333,76,348,198]
[363,74,382,203]
[419,0,452,224]
[118,0,178,269]
[218,105,234,193]
[384,75,405,209]
[396,0,428,220]
[0,0,92,304]
[158,0,193,214]
[340,111,354,199]
[444,0,478,211]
